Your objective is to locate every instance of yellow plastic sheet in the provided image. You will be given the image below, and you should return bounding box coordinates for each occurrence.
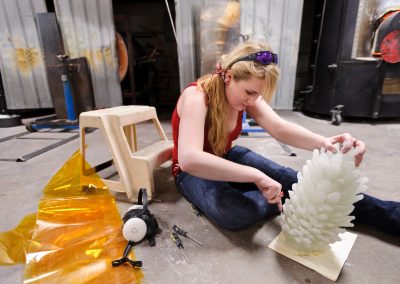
[0,151,143,283]
[0,214,36,265]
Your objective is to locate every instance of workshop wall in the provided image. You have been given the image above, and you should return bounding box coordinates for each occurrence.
[113,0,180,108]
[176,0,304,110]
[54,0,122,109]
[0,0,53,111]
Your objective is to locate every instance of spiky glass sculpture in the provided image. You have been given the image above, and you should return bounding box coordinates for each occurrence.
[281,144,368,254]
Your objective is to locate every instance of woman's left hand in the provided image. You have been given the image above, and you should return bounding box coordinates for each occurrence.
[323,133,366,167]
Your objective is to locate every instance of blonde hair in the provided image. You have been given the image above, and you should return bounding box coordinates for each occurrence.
[197,40,280,156]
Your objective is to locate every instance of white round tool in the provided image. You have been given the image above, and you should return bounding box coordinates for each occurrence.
[122,205,147,242]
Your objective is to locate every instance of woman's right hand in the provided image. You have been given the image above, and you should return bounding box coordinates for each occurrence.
[255,174,284,212]
[322,133,366,167]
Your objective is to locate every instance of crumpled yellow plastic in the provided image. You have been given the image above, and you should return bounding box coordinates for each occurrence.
[0,214,36,265]
[0,150,143,283]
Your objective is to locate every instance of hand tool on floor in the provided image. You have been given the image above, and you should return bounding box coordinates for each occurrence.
[171,232,190,263]
[111,240,143,268]
[112,189,159,268]
[190,204,207,227]
[173,225,204,246]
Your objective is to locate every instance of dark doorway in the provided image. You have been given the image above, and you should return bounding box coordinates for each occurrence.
[113,0,180,110]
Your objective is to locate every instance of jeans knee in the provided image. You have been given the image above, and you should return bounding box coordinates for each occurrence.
[224,146,251,161]
[279,167,298,198]
[213,214,257,231]
[209,199,261,231]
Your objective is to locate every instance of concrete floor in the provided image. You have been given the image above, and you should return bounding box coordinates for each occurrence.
[0,110,399,283]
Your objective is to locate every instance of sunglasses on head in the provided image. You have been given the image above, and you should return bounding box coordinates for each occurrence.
[227,51,278,70]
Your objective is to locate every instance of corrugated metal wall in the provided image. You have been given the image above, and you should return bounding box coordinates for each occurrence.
[176,0,304,110]
[54,0,122,108]
[241,0,304,109]
[200,0,241,75]
[0,0,52,110]
[175,0,197,91]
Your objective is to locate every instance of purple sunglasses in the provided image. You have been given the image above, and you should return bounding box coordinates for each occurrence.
[227,51,278,70]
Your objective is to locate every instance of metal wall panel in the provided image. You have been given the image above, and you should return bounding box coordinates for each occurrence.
[54,0,122,108]
[176,0,197,90]
[176,0,304,110]
[241,0,304,109]
[0,0,52,110]
[200,0,241,75]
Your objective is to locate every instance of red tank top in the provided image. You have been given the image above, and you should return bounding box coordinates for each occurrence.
[171,82,243,177]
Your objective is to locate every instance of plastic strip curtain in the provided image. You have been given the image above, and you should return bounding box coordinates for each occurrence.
[0,151,143,283]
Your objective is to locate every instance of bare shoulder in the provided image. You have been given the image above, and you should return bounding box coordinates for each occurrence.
[247,97,284,127]
[177,85,207,116]
[247,97,274,117]
[181,85,206,103]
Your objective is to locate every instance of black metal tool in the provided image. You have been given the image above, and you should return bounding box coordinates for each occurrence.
[170,232,190,263]
[172,225,204,246]
[111,240,143,268]
[190,204,207,227]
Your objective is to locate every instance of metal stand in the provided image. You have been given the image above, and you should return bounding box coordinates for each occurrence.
[26,55,79,132]
[241,111,265,134]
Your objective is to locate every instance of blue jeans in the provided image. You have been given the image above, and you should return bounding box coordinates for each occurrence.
[175,146,400,235]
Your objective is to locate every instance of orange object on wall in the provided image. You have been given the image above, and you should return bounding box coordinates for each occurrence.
[116,32,129,82]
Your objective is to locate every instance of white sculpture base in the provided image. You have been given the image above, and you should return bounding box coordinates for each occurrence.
[268,231,357,281]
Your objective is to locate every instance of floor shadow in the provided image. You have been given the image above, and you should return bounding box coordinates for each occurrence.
[153,166,181,203]
[214,216,282,252]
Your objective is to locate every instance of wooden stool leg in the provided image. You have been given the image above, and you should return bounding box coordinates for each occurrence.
[79,106,173,202]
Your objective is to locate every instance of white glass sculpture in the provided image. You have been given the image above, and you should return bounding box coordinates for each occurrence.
[281,144,368,254]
